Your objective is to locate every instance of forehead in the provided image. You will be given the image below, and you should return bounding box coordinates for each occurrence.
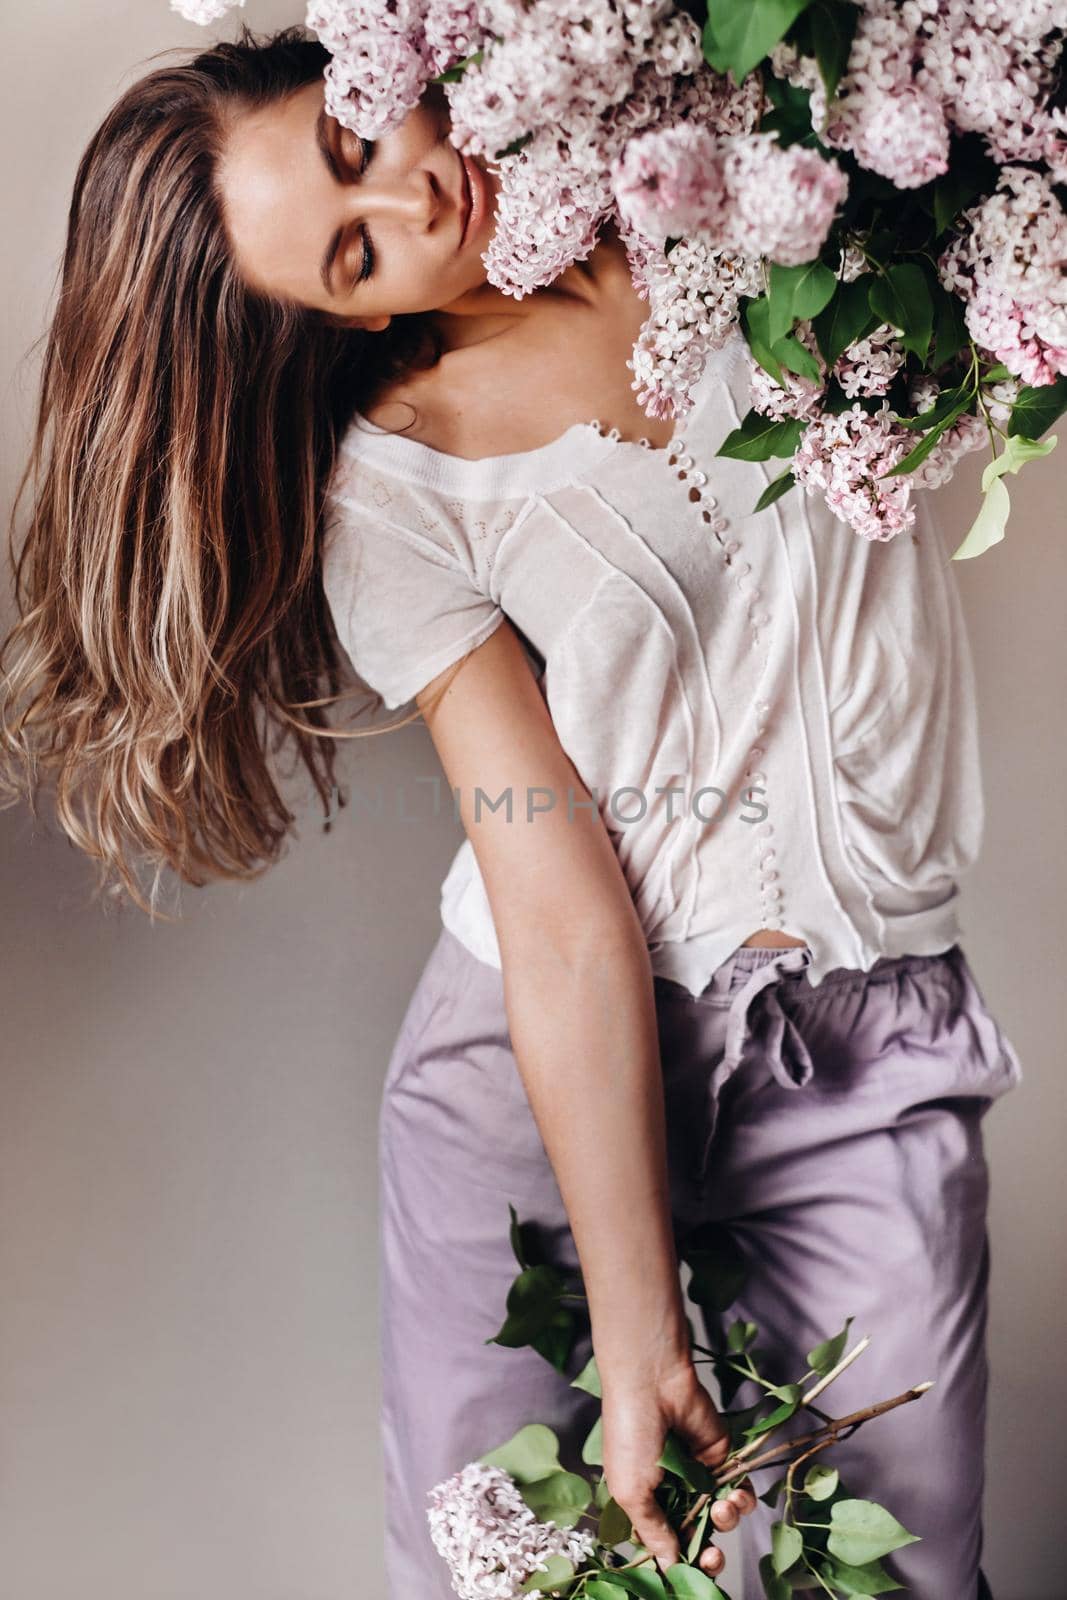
[216,80,328,289]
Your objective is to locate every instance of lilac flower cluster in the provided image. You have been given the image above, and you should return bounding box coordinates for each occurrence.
[772,0,1067,189]
[426,1461,597,1600]
[167,0,1065,545]
[613,124,849,268]
[938,165,1067,387]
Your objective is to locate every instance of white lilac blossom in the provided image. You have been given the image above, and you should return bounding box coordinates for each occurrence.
[170,0,242,20]
[426,1462,597,1600]
[834,325,907,397]
[938,166,1067,387]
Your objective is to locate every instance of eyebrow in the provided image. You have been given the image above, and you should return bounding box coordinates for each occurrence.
[316,104,345,296]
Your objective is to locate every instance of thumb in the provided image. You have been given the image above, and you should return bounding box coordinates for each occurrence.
[682,1386,732,1471]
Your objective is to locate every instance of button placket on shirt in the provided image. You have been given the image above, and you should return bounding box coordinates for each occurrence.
[586,418,786,937]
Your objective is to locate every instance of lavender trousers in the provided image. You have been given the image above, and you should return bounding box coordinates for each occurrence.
[377,926,1022,1600]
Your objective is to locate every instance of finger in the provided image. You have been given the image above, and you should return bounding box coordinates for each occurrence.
[698,1542,726,1577]
[626,1492,681,1575]
[727,1483,757,1516]
[709,1496,741,1532]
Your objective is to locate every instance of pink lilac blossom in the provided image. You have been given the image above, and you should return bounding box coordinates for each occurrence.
[305,0,433,142]
[774,0,1067,185]
[614,126,848,265]
[747,321,827,420]
[833,324,907,397]
[627,236,764,420]
[938,165,1067,386]
[900,375,987,489]
[718,131,849,265]
[426,1462,597,1600]
[791,401,920,540]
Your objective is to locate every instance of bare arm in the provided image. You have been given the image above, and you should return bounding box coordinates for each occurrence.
[415,621,754,1575]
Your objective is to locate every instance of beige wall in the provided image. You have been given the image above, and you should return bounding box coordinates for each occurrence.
[1,5,1063,1596]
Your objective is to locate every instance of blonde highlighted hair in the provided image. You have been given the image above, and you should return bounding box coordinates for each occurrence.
[0,25,447,917]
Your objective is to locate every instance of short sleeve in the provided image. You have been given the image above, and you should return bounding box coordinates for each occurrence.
[321,489,506,711]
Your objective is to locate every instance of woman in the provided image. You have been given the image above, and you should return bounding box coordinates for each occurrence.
[0,23,1022,1598]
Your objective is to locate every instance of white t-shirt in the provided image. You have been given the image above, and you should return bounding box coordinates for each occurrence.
[321,328,984,994]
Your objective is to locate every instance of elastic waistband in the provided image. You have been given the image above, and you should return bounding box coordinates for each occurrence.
[658,940,963,1003]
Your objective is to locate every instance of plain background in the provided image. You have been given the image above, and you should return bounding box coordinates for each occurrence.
[1,4,1063,1596]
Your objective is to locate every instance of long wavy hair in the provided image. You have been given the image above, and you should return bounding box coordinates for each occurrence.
[0,25,449,918]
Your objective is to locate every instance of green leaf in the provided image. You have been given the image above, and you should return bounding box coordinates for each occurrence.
[658,1429,718,1493]
[804,1464,839,1502]
[705,0,814,82]
[571,1354,602,1399]
[521,1469,593,1529]
[701,11,732,75]
[806,1316,854,1375]
[895,383,971,430]
[594,1564,670,1599]
[717,411,806,462]
[927,147,998,236]
[982,362,1012,381]
[680,1220,749,1313]
[817,1554,906,1594]
[1006,375,1067,440]
[685,1500,712,1563]
[753,467,796,513]
[807,0,860,101]
[812,275,879,367]
[664,1563,730,1598]
[582,1415,604,1466]
[743,1394,801,1439]
[767,259,838,345]
[430,48,484,85]
[727,1319,759,1353]
[771,1520,804,1576]
[508,1203,529,1269]
[868,264,934,362]
[487,1264,567,1347]
[480,1422,562,1484]
[772,330,823,382]
[930,284,970,368]
[743,298,786,385]
[951,476,1010,561]
[760,76,821,150]
[759,1553,792,1599]
[599,1494,633,1547]
[982,431,1059,486]
[827,1500,922,1567]
[520,1554,576,1593]
[879,395,972,477]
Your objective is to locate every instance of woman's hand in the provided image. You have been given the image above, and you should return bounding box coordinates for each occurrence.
[600,1356,759,1580]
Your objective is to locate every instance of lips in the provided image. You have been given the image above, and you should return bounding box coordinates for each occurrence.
[457,147,472,247]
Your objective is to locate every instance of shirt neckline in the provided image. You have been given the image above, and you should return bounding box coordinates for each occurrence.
[340,329,746,498]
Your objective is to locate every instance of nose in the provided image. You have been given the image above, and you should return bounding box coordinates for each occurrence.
[341,167,441,231]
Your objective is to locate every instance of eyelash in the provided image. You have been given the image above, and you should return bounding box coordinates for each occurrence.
[342,135,377,284]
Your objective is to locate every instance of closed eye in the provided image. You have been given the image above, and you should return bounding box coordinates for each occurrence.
[316,104,377,293]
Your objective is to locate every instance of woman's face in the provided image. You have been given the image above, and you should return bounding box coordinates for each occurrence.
[216,79,500,328]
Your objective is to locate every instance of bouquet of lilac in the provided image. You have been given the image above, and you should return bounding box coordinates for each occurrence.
[174,0,1066,556]
[423,1206,931,1599]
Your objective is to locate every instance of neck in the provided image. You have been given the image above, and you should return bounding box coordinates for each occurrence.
[426,222,625,354]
